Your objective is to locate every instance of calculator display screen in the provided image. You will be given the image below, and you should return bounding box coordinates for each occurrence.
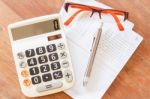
[11,19,60,40]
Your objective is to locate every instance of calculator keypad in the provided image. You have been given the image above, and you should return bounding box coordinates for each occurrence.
[64,70,73,82]
[57,43,65,50]
[60,51,67,59]
[27,58,37,66]
[25,49,35,57]
[36,82,63,92]
[47,44,56,52]
[18,42,73,90]
[51,62,61,70]
[23,79,31,87]
[49,53,59,61]
[29,67,39,75]
[40,64,50,73]
[62,60,69,68]
[53,71,63,79]
[21,70,29,77]
[42,73,52,82]
[36,47,46,55]
[31,76,41,85]
[38,55,48,64]
[17,52,25,59]
[19,61,26,68]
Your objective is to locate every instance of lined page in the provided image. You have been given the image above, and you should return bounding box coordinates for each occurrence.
[65,25,143,99]
[60,0,143,99]
[87,29,143,98]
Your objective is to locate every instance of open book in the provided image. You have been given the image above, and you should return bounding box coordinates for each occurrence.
[60,0,143,98]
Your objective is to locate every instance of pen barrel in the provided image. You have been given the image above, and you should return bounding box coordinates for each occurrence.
[84,28,102,77]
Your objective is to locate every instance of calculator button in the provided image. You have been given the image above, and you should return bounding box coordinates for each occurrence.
[23,79,31,87]
[36,82,63,92]
[51,62,61,70]
[27,58,37,66]
[40,64,50,73]
[38,55,48,64]
[19,61,26,68]
[25,49,35,57]
[64,70,73,82]
[53,71,63,79]
[62,60,69,68]
[17,52,24,59]
[21,70,29,77]
[49,53,59,61]
[42,73,52,82]
[36,47,46,55]
[57,43,65,50]
[60,51,67,59]
[47,44,56,52]
[31,76,41,85]
[29,67,39,75]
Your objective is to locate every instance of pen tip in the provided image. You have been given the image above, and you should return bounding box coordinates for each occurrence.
[83,81,87,87]
[83,77,88,87]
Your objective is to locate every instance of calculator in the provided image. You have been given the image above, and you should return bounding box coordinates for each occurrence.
[8,14,75,97]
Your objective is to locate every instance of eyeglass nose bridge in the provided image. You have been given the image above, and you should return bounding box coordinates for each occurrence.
[90,9,102,19]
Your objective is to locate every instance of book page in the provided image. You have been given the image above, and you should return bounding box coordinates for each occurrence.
[65,26,143,99]
[60,0,143,99]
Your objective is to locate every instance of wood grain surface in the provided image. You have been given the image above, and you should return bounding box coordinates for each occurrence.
[0,0,149,99]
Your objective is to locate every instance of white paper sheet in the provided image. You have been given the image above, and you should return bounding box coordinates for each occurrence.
[60,0,143,99]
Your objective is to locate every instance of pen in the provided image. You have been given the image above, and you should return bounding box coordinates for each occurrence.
[83,23,103,86]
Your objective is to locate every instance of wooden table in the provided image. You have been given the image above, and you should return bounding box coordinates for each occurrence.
[0,0,149,99]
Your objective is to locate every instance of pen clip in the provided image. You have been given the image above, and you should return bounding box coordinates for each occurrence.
[90,23,103,52]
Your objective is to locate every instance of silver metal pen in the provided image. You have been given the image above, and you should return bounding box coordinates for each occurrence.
[83,23,103,86]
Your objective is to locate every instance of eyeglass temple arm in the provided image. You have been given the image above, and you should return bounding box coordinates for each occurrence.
[101,10,129,21]
[111,13,124,31]
[64,9,85,26]
[64,3,92,26]
[90,10,124,31]
[64,2,85,12]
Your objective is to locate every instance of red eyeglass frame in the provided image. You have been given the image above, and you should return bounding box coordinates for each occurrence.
[64,2,129,31]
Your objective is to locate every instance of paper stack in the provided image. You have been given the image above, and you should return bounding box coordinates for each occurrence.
[60,0,143,99]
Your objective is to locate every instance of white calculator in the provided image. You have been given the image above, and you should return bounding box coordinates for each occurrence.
[8,14,75,97]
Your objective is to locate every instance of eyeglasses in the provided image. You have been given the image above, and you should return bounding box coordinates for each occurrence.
[64,2,129,31]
